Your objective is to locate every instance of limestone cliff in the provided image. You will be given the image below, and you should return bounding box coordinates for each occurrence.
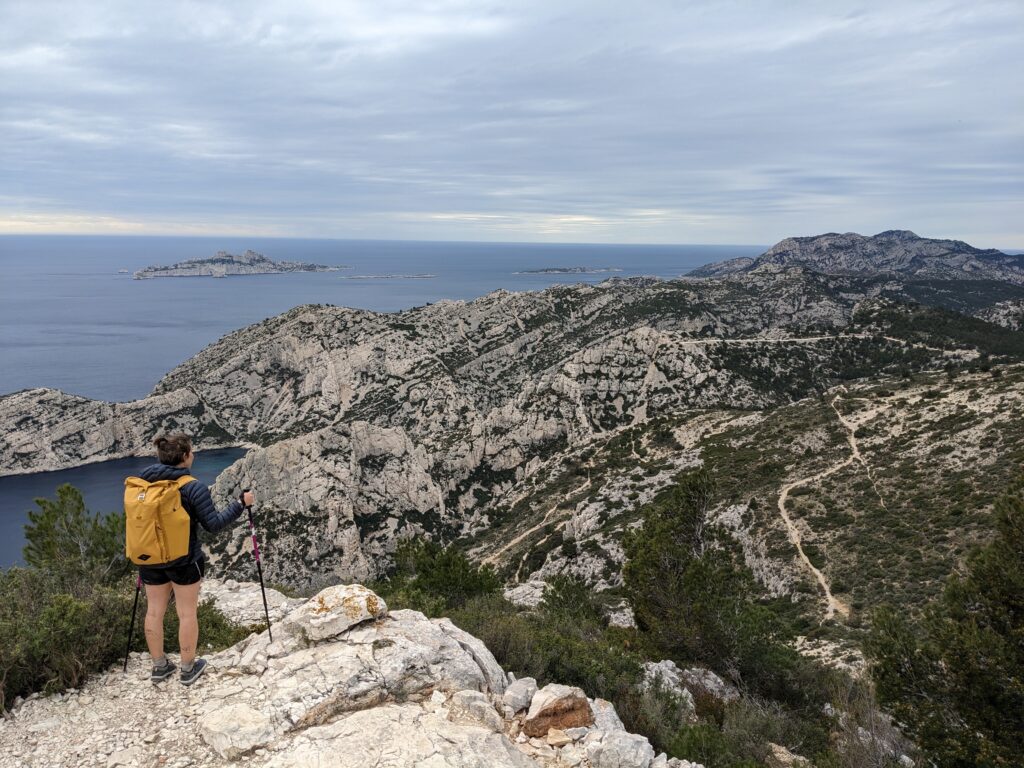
[2,269,1015,590]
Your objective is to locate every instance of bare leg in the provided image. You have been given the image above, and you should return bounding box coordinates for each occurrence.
[143,583,173,661]
[172,579,202,666]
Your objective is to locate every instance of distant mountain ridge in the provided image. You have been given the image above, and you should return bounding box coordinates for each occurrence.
[689,230,1024,284]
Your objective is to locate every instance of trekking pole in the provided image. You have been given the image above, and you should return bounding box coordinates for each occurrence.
[243,491,273,641]
[123,574,142,672]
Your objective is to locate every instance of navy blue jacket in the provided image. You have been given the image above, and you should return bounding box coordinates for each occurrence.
[139,463,244,566]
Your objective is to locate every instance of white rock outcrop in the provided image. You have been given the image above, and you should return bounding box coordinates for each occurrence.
[0,583,703,768]
[203,578,304,626]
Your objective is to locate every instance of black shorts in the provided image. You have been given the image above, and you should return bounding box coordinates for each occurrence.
[139,559,206,586]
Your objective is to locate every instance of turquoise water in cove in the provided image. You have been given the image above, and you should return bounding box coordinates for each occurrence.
[0,235,764,567]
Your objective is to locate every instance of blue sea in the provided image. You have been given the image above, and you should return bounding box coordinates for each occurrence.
[0,448,247,567]
[0,235,764,566]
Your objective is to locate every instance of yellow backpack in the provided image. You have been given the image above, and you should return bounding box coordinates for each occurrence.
[124,475,195,566]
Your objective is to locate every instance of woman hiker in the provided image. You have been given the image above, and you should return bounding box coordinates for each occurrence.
[137,434,252,686]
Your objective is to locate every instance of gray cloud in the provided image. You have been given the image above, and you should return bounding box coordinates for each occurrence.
[1,0,1021,245]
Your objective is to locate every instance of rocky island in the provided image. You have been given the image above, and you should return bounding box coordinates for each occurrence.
[133,250,345,279]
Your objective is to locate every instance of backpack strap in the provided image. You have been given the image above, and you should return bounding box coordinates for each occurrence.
[175,475,196,489]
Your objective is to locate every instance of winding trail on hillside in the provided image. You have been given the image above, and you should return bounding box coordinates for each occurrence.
[484,333,935,584]
[776,392,858,621]
[482,476,591,567]
[830,390,890,512]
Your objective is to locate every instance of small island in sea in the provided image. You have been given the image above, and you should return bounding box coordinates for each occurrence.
[513,266,624,275]
[133,250,347,279]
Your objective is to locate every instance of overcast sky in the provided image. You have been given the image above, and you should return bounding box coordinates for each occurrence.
[1,1,1021,246]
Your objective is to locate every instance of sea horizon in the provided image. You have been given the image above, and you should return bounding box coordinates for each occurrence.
[0,234,767,402]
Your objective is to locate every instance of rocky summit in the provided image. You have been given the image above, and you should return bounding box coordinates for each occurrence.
[0,580,704,768]
[688,230,1024,283]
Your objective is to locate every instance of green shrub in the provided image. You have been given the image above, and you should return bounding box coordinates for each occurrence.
[1,485,251,710]
[0,567,133,708]
[382,539,501,611]
[23,484,130,585]
[623,469,826,705]
[867,476,1024,766]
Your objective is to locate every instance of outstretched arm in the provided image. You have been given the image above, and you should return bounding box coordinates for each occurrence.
[183,482,245,533]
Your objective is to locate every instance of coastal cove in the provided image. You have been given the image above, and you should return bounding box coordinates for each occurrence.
[0,447,248,567]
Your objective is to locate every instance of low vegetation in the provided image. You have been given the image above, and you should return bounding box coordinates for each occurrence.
[867,478,1024,767]
[378,469,907,767]
[0,485,250,710]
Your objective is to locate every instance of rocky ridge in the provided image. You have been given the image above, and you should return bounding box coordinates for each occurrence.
[1,267,1019,594]
[688,230,1024,284]
[134,251,342,280]
[0,581,706,768]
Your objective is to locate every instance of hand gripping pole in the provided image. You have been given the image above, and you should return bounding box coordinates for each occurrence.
[244,492,273,642]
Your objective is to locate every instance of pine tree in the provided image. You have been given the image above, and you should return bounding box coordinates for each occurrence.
[23,484,127,583]
[623,469,807,701]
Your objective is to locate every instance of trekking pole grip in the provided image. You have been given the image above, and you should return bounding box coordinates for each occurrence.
[240,492,274,642]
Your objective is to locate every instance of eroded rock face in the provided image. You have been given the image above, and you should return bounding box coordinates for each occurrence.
[0,387,231,476]
[1,270,963,592]
[0,583,697,768]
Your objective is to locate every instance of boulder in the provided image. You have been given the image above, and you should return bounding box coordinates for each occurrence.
[448,689,504,733]
[258,608,508,730]
[679,666,739,704]
[765,742,812,768]
[641,660,696,719]
[585,730,656,768]
[606,600,638,629]
[523,684,595,737]
[279,584,386,642]
[504,580,547,608]
[503,676,538,713]
[547,728,573,747]
[591,697,626,731]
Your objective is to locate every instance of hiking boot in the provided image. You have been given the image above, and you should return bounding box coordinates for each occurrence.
[151,658,177,683]
[179,658,207,687]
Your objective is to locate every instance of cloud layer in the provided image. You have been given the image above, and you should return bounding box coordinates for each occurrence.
[2,1,1021,245]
